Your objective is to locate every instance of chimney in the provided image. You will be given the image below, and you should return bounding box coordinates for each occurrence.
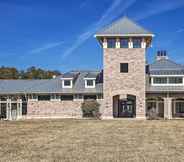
[156,50,168,61]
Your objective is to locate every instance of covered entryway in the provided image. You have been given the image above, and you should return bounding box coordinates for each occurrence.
[113,95,136,118]
[0,96,27,120]
[146,97,164,118]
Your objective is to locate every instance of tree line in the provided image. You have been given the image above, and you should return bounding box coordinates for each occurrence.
[0,66,61,79]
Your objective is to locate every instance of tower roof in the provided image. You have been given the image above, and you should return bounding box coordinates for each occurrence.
[95,16,154,37]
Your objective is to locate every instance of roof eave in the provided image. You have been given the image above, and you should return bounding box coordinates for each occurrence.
[94,33,155,38]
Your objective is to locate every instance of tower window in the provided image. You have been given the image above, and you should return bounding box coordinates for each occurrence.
[107,38,116,48]
[120,38,129,48]
[120,63,128,73]
[133,38,142,48]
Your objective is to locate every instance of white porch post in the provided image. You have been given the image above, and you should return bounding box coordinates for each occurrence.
[164,97,172,119]
[7,98,12,120]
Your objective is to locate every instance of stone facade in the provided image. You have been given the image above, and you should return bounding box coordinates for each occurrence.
[26,99,104,119]
[102,48,146,119]
[27,101,83,119]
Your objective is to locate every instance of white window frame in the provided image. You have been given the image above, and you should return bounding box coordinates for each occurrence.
[61,78,73,88]
[151,75,184,86]
[84,78,96,88]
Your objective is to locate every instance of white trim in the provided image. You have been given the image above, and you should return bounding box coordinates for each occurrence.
[94,34,155,37]
[84,79,96,88]
[151,76,184,86]
[150,75,184,77]
[61,78,74,80]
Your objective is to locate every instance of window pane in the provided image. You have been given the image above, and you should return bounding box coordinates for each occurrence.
[64,80,71,86]
[169,77,183,84]
[38,95,50,101]
[61,95,73,101]
[87,80,94,86]
[133,38,142,48]
[120,63,128,73]
[120,39,129,48]
[84,95,97,100]
[153,77,167,84]
[107,39,116,48]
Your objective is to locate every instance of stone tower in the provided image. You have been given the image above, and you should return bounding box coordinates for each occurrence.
[95,17,154,119]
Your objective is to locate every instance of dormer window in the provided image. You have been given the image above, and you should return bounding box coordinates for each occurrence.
[62,79,73,88]
[84,78,96,88]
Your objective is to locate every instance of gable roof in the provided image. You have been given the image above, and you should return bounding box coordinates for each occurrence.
[149,59,184,75]
[95,16,154,37]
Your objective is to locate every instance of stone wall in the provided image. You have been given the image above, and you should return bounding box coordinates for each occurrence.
[26,99,104,119]
[103,48,146,119]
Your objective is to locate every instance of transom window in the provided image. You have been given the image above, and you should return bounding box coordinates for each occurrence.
[107,38,116,48]
[120,38,129,48]
[133,38,142,48]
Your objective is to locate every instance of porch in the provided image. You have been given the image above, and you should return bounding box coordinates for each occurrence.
[0,96,27,120]
[146,96,184,119]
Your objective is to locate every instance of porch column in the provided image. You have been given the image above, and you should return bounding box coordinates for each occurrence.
[164,98,172,119]
[7,99,12,120]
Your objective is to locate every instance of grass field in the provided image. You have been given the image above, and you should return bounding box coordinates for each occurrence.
[0,119,184,162]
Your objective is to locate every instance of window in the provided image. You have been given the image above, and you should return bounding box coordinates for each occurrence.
[38,95,50,101]
[120,63,128,73]
[85,79,95,88]
[107,38,116,48]
[133,38,142,48]
[176,102,184,113]
[51,94,61,101]
[29,94,38,101]
[84,95,97,100]
[64,80,71,86]
[168,77,183,84]
[62,79,73,88]
[61,95,73,101]
[153,77,167,84]
[120,38,129,48]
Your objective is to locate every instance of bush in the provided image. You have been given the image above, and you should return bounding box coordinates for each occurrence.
[147,107,159,120]
[81,100,101,119]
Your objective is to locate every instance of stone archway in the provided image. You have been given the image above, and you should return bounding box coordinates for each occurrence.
[113,94,136,118]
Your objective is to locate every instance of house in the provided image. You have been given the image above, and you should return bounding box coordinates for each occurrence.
[0,16,184,120]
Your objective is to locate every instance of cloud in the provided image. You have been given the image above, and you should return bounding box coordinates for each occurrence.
[62,0,137,58]
[135,0,184,20]
[29,41,63,54]
[176,28,184,33]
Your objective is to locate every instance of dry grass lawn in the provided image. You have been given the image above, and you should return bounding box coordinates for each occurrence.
[0,119,184,162]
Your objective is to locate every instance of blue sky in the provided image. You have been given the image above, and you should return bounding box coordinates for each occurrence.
[0,0,184,72]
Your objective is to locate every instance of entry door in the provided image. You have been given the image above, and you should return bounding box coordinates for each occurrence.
[119,100,135,117]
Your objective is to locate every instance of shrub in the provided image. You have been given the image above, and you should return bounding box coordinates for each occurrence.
[147,107,159,120]
[81,100,101,119]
